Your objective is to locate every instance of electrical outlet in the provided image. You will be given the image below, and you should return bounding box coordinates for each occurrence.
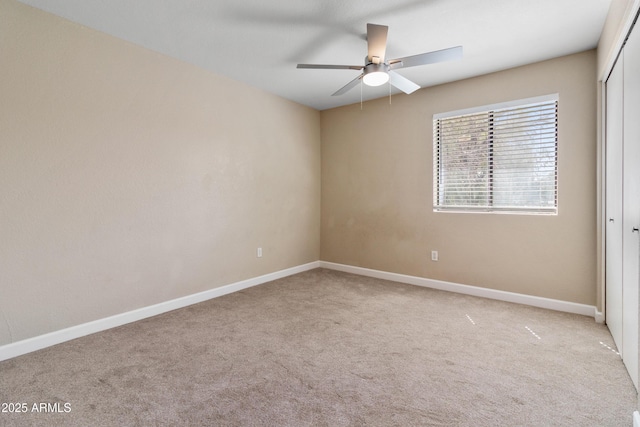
[257,247,263,258]
[431,250,438,261]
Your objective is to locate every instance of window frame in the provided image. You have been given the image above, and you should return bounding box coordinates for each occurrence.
[432,94,559,215]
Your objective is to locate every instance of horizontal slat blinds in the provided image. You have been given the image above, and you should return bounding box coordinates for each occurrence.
[433,97,558,214]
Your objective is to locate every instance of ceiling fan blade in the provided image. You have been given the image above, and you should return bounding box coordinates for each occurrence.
[297,64,363,70]
[367,23,388,63]
[388,46,463,70]
[389,71,420,94]
[332,74,364,96]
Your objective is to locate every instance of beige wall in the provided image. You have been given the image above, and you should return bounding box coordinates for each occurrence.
[0,0,321,346]
[321,50,597,305]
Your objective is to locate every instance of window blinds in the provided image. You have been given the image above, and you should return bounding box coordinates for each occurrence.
[433,97,558,213]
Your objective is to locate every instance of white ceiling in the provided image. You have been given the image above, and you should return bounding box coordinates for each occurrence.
[18,0,611,110]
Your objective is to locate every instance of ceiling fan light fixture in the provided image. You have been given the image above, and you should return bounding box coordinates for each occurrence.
[363,71,389,86]
[362,63,389,87]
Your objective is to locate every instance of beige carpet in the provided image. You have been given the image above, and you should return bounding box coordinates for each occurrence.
[0,268,636,426]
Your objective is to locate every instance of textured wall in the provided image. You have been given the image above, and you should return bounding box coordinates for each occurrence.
[321,50,597,305]
[0,0,320,345]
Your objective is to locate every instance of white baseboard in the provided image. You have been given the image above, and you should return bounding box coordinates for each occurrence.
[1,260,598,362]
[595,310,605,324]
[320,261,596,318]
[0,261,320,362]
[634,411,640,427]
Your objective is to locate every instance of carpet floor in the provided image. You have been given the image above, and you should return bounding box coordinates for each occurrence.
[0,268,636,426]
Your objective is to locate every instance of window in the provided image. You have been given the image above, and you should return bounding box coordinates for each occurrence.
[433,94,558,214]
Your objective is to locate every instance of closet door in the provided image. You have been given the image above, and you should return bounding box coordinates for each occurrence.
[606,56,624,354]
[623,23,640,390]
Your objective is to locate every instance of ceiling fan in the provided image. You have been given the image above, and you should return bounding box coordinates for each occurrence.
[297,23,462,96]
